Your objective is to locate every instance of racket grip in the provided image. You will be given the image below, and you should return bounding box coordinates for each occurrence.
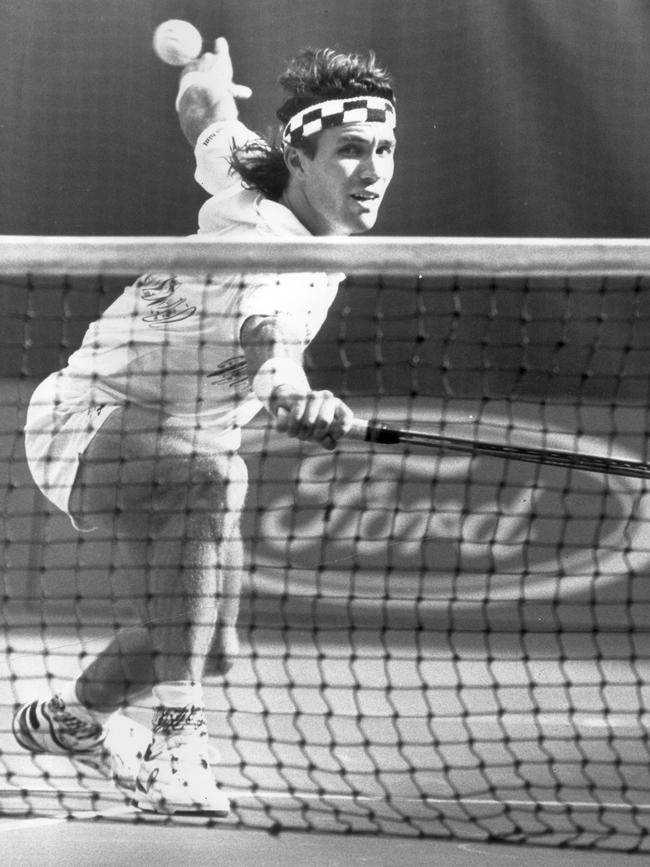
[347,417,401,445]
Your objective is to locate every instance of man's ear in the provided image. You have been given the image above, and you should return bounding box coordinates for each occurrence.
[284,146,306,178]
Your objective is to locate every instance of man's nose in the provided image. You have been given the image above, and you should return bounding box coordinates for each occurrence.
[359,153,381,182]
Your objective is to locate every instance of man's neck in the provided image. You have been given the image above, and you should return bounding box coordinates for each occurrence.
[279,184,336,237]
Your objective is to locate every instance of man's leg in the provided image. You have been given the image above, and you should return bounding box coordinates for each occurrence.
[74,548,242,711]
[16,404,246,814]
[72,406,247,814]
[70,405,247,710]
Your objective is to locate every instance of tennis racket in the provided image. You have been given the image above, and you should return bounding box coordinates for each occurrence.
[346,417,650,480]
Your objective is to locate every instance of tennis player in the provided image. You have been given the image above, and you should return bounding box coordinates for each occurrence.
[14,38,397,815]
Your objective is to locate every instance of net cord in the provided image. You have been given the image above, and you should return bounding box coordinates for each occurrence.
[3,235,650,276]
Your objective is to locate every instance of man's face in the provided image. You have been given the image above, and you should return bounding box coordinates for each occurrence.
[297,121,396,236]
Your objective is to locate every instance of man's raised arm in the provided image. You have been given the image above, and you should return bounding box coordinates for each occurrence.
[175,37,252,147]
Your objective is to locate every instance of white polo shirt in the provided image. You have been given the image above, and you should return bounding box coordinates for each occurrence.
[52,121,343,433]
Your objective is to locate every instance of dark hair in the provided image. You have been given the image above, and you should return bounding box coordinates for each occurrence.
[230,47,395,201]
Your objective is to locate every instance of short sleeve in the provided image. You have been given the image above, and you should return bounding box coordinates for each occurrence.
[235,272,343,344]
[194,120,260,197]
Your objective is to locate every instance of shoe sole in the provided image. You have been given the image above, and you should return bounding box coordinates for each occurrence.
[132,797,230,817]
[132,770,230,817]
[131,799,230,819]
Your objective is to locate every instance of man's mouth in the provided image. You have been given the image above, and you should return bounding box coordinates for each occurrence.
[351,191,380,203]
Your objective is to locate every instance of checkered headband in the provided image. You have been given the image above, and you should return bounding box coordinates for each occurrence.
[281,96,396,147]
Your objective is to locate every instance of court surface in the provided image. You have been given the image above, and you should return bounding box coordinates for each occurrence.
[2,398,650,863]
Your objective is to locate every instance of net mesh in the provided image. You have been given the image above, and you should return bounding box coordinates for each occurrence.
[2,237,650,852]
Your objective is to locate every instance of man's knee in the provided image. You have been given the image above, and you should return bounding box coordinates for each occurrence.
[135,450,247,542]
[184,451,248,512]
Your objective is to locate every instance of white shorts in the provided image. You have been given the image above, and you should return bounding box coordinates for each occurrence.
[24,375,122,531]
[24,373,242,532]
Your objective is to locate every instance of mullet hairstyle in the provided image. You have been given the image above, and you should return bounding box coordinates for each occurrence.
[229,47,395,201]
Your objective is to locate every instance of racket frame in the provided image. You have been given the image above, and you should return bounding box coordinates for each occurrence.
[346,418,650,480]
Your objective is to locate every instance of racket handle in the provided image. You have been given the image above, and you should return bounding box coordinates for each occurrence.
[347,417,401,445]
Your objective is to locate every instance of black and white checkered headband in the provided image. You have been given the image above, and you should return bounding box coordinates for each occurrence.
[281,96,396,147]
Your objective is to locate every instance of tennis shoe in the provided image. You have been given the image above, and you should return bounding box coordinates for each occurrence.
[133,704,229,817]
[12,694,150,798]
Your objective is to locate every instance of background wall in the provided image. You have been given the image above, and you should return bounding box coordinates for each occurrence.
[1,0,650,238]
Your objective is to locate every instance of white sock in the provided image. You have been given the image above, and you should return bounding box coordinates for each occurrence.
[57,680,114,725]
[152,680,204,709]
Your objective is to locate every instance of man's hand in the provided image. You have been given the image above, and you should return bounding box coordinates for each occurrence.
[272,387,354,451]
[182,36,252,103]
[176,36,252,141]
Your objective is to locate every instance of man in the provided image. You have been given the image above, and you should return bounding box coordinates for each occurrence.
[14,38,397,816]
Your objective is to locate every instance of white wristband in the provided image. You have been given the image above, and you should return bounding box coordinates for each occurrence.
[252,357,310,412]
[175,71,215,110]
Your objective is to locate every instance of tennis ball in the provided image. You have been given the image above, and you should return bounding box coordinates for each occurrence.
[152,20,203,66]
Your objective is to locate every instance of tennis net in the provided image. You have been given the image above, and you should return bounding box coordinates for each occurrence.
[2,236,650,851]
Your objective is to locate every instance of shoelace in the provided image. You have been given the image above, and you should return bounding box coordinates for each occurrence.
[147,705,209,763]
[152,705,206,737]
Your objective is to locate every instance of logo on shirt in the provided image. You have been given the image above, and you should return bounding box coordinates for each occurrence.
[135,273,197,327]
[207,356,250,389]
